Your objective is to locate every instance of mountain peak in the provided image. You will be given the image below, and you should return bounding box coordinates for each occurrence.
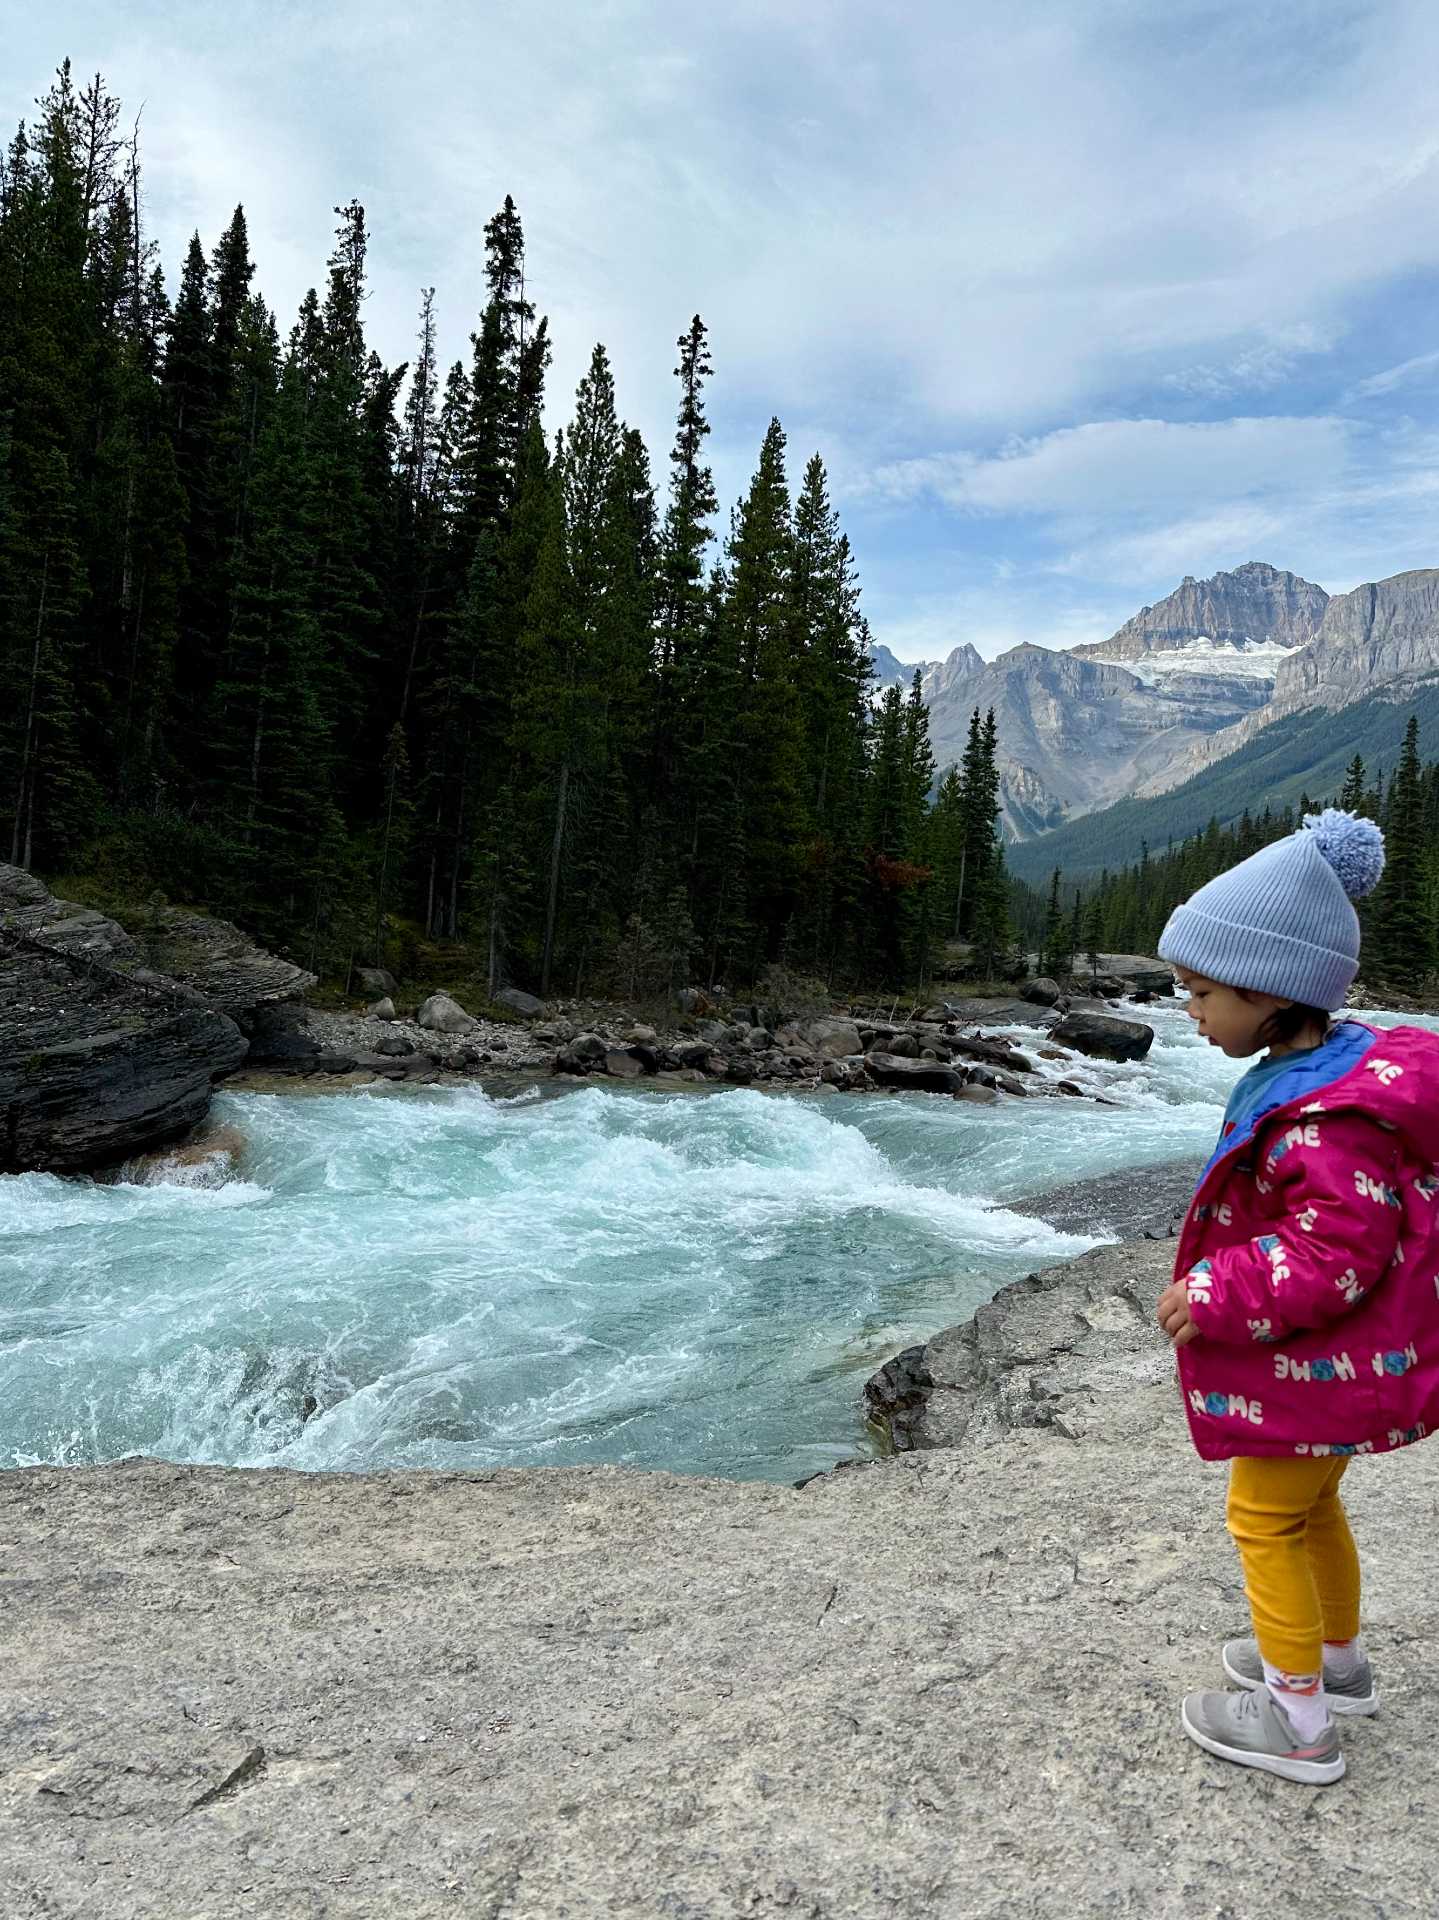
[1074,561,1328,665]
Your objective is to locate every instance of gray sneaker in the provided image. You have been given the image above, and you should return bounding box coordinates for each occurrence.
[1181,1687,1344,1785]
[1221,1637,1379,1716]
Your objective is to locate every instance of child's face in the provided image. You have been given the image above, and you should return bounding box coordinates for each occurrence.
[1173,968,1291,1058]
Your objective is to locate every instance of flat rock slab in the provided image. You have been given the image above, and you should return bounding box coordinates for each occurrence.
[4,1361,1439,1915]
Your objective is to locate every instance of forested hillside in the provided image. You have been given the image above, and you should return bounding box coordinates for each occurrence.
[1006,686,1439,888]
[0,62,1009,997]
[1014,715,1439,993]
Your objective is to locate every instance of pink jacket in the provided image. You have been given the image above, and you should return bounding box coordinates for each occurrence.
[1175,1021,1439,1461]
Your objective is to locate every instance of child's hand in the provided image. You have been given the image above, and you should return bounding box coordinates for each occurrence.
[1157,1282,1200,1347]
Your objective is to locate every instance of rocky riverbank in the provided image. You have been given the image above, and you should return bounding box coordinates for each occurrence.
[230,988,1160,1105]
[5,1233,1438,1919]
[4,858,1177,1173]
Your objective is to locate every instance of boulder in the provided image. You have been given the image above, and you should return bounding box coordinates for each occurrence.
[882,1031,922,1059]
[415,992,478,1035]
[555,1033,608,1074]
[1051,1011,1154,1062]
[675,987,711,1016]
[495,986,544,1018]
[374,1035,416,1058]
[965,1066,1027,1097]
[1021,977,1063,1008]
[603,1048,646,1078]
[953,1083,998,1104]
[241,1003,320,1066]
[865,1238,1176,1453]
[671,1041,719,1072]
[804,1017,863,1059]
[369,996,397,1020]
[1090,953,1174,995]
[356,967,398,999]
[626,1024,658,1046]
[864,1053,966,1095]
[947,1035,1035,1073]
[0,867,250,1174]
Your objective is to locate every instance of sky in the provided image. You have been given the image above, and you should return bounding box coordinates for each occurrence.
[14,1,1439,662]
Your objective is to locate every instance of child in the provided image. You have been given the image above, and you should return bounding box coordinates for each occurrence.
[1153,808,1439,1785]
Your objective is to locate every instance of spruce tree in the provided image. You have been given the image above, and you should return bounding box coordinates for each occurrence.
[1369,715,1434,986]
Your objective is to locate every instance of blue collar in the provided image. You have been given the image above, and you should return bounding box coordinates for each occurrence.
[1199,1020,1376,1182]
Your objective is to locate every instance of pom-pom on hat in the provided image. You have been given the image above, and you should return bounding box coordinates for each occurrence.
[1157,808,1385,1011]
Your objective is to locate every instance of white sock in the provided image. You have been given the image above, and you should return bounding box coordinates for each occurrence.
[1323,1637,1366,1679]
[1262,1660,1329,1741]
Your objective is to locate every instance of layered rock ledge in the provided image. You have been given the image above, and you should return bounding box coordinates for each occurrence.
[4,1238,1438,1919]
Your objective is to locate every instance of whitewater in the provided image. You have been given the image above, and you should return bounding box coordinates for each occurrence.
[3,1000,1431,1484]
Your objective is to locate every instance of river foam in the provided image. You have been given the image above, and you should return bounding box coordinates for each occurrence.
[3,998,1429,1482]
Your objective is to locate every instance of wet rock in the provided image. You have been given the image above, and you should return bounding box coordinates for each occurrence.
[804,1018,863,1059]
[1021,976,1063,1008]
[953,1083,998,1104]
[671,1041,719,1072]
[416,992,479,1035]
[947,1035,1035,1073]
[1051,1011,1154,1062]
[495,986,544,1018]
[966,1065,1027,1097]
[555,1033,608,1074]
[0,867,249,1174]
[864,1053,966,1095]
[862,1344,933,1452]
[603,1048,646,1078]
[241,1003,320,1066]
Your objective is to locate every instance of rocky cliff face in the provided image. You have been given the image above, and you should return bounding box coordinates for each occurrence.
[1136,568,1439,797]
[1272,568,1439,705]
[1074,560,1328,663]
[870,562,1439,839]
[922,640,1273,835]
[0,869,313,1173]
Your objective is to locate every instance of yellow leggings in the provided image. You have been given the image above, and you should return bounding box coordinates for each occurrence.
[1226,1456,1362,1675]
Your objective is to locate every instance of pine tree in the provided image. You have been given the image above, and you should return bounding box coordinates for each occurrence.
[1041,868,1069,978]
[1369,715,1435,986]
[1340,754,1366,812]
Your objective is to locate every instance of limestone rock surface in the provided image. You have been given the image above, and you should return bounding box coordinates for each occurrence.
[5,1239,1439,1918]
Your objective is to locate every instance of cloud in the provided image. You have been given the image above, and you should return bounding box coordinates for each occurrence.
[1162,324,1337,401]
[12,2,1439,673]
[1343,348,1439,401]
[865,416,1352,518]
[21,0,1439,447]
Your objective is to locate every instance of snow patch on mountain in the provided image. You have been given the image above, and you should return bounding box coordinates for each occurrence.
[1085,636,1300,687]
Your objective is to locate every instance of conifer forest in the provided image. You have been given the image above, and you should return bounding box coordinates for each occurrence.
[0,63,1016,1000]
[3,63,1436,1001]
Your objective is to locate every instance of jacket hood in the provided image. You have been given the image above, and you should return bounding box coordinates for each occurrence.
[1306,1021,1439,1166]
[1199,1020,1439,1188]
